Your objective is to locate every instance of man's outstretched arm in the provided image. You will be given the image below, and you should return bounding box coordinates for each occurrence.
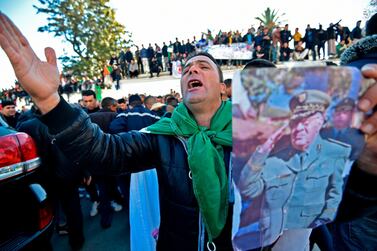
[0,12,159,176]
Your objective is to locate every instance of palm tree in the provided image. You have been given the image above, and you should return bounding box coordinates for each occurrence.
[255,8,286,31]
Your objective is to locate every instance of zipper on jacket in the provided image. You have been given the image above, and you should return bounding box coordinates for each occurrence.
[176,136,205,250]
[176,135,223,251]
[228,154,235,203]
[198,212,205,251]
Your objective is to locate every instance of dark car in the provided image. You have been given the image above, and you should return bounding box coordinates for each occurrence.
[0,116,54,251]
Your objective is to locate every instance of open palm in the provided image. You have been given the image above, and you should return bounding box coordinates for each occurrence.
[0,13,60,111]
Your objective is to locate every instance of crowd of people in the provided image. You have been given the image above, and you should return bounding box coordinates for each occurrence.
[105,18,365,82]
[0,10,377,251]
[1,18,366,107]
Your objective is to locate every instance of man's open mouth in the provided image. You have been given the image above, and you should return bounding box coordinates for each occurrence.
[188,79,203,90]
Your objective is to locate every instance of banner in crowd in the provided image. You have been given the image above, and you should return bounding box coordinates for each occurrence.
[204,43,253,60]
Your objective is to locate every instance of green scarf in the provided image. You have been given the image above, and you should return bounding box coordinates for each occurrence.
[147,101,232,241]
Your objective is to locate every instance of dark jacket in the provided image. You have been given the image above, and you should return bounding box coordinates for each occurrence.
[162,45,168,57]
[316,28,327,44]
[140,48,148,58]
[83,106,100,114]
[351,26,362,40]
[336,34,377,222]
[109,105,159,133]
[337,26,351,43]
[340,34,377,68]
[327,25,337,40]
[280,30,292,44]
[40,100,233,250]
[1,112,20,129]
[17,116,83,183]
[125,51,133,63]
[304,28,317,47]
[89,108,117,133]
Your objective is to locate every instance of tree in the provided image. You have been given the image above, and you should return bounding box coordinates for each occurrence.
[34,0,131,78]
[255,8,286,31]
[364,0,377,19]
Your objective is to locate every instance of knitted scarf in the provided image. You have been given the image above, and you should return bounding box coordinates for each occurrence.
[147,101,232,241]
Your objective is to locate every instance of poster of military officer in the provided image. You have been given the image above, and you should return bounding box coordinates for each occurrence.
[232,67,368,251]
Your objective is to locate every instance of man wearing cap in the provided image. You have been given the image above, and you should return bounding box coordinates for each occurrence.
[0,99,20,128]
[321,97,365,160]
[235,90,351,250]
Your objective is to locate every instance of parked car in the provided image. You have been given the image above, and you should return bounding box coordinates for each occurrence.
[0,116,54,250]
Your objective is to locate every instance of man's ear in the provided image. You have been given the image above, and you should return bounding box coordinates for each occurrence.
[220,83,226,96]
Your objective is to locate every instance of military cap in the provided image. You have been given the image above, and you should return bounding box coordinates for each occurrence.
[334,97,355,112]
[289,90,331,120]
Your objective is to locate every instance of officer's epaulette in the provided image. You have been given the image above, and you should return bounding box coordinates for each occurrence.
[326,137,352,148]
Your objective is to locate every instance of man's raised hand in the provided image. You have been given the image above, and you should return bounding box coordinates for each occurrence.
[357,64,377,175]
[0,12,60,113]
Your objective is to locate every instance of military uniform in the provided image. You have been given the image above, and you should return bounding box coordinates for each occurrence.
[234,90,351,250]
[320,98,365,161]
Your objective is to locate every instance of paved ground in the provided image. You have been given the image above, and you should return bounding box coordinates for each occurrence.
[51,196,130,251]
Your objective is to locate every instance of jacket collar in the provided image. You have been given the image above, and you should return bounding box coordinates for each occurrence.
[340,34,377,65]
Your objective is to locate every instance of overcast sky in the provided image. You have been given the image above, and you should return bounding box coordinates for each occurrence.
[0,0,370,89]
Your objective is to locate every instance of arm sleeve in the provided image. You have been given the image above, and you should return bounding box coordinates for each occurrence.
[237,149,268,200]
[335,162,377,222]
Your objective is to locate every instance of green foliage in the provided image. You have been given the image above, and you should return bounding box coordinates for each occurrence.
[34,0,132,77]
[255,7,286,31]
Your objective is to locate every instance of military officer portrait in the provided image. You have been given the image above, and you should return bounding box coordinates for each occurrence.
[233,90,352,250]
[321,97,366,161]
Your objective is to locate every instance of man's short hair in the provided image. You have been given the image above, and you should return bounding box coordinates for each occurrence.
[117,98,126,104]
[224,78,232,88]
[166,96,178,107]
[128,94,142,107]
[243,59,277,69]
[101,97,117,109]
[144,95,156,105]
[82,90,96,99]
[185,51,223,83]
[366,13,377,36]
[1,99,15,107]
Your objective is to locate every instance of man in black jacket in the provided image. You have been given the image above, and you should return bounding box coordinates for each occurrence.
[317,24,327,60]
[89,97,124,229]
[89,97,118,133]
[17,112,85,250]
[332,14,377,250]
[82,90,100,114]
[0,99,20,128]
[280,24,292,45]
[2,13,377,251]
